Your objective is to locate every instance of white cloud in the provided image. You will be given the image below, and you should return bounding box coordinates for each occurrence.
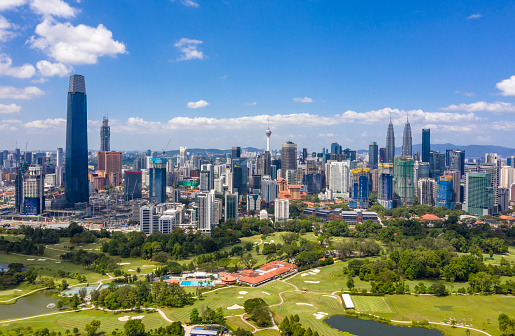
[0,0,26,11]
[496,75,515,96]
[467,14,482,20]
[454,90,475,97]
[174,38,205,61]
[243,102,257,106]
[442,101,515,113]
[0,15,16,42]
[0,54,36,78]
[30,0,78,18]
[0,103,21,114]
[187,100,209,109]
[292,97,313,103]
[36,60,72,77]
[318,133,335,137]
[0,86,44,99]
[24,117,65,129]
[172,0,199,7]
[113,108,482,134]
[28,19,127,65]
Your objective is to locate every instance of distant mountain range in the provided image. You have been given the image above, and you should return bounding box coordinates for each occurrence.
[163,147,262,156]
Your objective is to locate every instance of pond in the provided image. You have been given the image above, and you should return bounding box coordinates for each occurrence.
[325,315,444,336]
[0,290,58,321]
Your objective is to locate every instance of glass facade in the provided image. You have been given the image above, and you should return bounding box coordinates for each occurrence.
[149,158,167,203]
[65,75,89,205]
[394,156,415,206]
[422,129,430,163]
[124,171,142,201]
[465,172,494,216]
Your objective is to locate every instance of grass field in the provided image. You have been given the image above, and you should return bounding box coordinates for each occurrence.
[225,316,254,333]
[254,329,281,336]
[0,309,167,333]
[352,296,394,313]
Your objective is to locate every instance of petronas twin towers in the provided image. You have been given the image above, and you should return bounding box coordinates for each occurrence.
[385,115,412,162]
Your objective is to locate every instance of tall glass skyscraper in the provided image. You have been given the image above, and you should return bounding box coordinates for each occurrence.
[149,158,167,203]
[369,142,378,169]
[394,156,415,206]
[422,129,430,163]
[402,117,412,157]
[100,116,110,151]
[65,75,89,205]
[386,118,395,163]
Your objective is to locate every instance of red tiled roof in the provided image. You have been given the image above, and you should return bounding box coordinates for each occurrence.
[421,214,442,221]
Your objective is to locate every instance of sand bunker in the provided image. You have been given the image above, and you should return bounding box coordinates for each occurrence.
[128,269,135,272]
[301,273,309,277]
[55,261,61,263]
[227,304,244,310]
[117,262,131,265]
[132,316,144,320]
[37,259,46,261]
[296,303,314,306]
[238,291,248,295]
[118,316,130,321]
[237,296,243,298]
[312,269,320,273]
[308,272,317,275]
[27,259,34,261]
[142,265,154,267]
[261,291,271,295]
[323,295,338,299]
[304,281,320,283]
[313,312,328,319]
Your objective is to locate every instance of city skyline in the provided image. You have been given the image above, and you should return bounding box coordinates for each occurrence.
[0,1,514,150]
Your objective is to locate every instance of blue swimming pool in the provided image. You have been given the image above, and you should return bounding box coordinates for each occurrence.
[181,280,214,286]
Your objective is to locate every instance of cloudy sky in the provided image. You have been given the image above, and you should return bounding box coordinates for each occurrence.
[0,0,515,152]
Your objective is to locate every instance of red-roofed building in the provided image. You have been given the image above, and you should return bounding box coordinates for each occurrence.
[233,261,297,287]
[420,214,442,221]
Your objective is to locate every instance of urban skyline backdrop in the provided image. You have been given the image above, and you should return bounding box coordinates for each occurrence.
[0,1,515,150]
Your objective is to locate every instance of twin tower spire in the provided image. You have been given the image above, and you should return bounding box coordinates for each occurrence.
[385,113,412,162]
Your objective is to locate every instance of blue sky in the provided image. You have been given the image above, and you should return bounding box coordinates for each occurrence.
[0,0,515,152]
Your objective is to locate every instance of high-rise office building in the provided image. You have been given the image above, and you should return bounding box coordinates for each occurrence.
[247,194,262,213]
[378,163,393,209]
[65,74,89,206]
[100,116,110,152]
[386,117,395,163]
[22,166,45,214]
[140,205,159,235]
[448,150,465,177]
[149,158,167,203]
[393,156,415,206]
[402,116,412,157]
[232,146,241,159]
[418,178,437,206]
[329,161,350,197]
[198,190,216,233]
[261,176,278,204]
[281,141,297,178]
[124,171,142,201]
[275,198,289,222]
[422,129,430,163]
[506,156,515,168]
[256,151,271,176]
[379,147,388,163]
[97,151,122,186]
[225,192,239,222]
[331,142,342,155]
[430,151,446,178]
[369,142,378,169]
[464,172,494,216]
[437,175,454,209]
[350,168,369,208]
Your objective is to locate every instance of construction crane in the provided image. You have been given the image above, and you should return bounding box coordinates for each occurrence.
[162,139,171,158]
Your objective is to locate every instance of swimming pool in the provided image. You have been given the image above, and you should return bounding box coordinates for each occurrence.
[180,280,214,286]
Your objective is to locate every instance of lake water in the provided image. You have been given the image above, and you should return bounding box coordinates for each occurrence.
[0,290,58,321]
[325,315,444,336]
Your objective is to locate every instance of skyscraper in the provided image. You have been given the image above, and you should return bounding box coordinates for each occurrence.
[124,171,142,201]
[386,117,395,163]
[65,74,89,205]
[198,190,216,233]
[369,142,378,169]
[393,156,415,206]
[417,178,437,206]
[378,163,393,209]
[402,116,412,157]
[97,151,122,186]
[422,129,430,163]
[100,116,110,152]
[232,146,241,159]
[225,192,239,222]
[465,172,494,216]
[149,158,167,203]
[281,141,297,179]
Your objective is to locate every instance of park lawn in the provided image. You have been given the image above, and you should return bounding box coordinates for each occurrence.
[254,329,281,336]
[0,252,106,285]
[377,294,515,336]
[0,308,167,334]
[351,295,394,314]
[162,281,292,323]
[271,291,351,336]
[225,316,253,333]
[0,283,46,303]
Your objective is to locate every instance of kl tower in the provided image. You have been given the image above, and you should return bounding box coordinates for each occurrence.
[266,119,272,152]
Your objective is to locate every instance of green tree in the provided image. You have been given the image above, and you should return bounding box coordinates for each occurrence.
[346,277,355,291]
[124,319,145,336]
[85,320,101,336]
[190,308,201,323]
